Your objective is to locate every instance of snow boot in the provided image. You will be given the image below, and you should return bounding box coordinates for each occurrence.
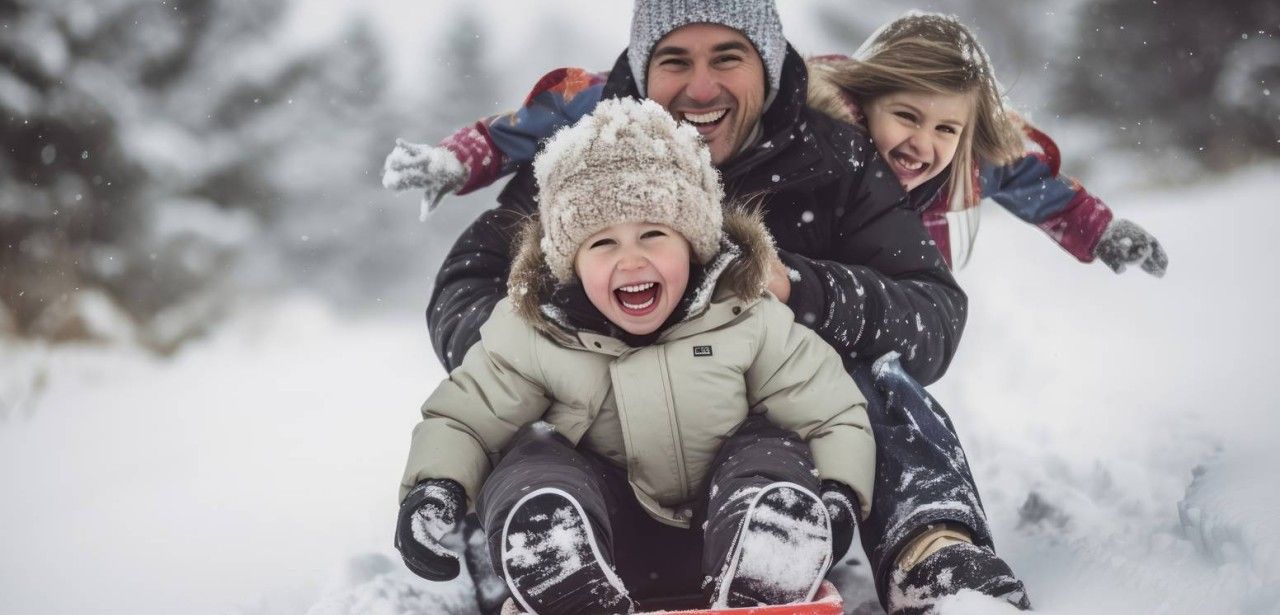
[500,487,635,615]
[712,482,833,608]
[888,541,1031,614]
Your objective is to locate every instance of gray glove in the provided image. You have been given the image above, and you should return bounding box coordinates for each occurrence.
[381,139,468,221]
[1093,218,1167,277]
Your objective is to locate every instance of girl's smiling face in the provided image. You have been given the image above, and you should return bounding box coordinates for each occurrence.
[574,221,692,336]
[865,90,973,192]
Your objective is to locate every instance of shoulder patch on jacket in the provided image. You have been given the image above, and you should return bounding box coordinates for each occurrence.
[693,345,713,357]
[524,67,606,106]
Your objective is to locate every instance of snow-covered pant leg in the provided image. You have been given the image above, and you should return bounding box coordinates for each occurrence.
[475,424,619,579]
[475,423,636,614]
[851,353,994,608]
[701,415,831,606]
[476,423,707,607]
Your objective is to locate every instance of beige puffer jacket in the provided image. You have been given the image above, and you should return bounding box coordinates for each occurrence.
[401,211,875,527]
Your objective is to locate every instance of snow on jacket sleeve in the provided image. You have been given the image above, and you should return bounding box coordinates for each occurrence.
[427,168,539,371]
[402,300,551,505]
[979,124,1115,262]
[745,296,876,519]
[439,68,606,195]
[778,149,967,386]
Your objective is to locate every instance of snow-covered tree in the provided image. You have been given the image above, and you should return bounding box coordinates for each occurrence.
[1058,0,1280,167]
[426,9,499,132]
[378,7,508,311]
[0,0,391,351]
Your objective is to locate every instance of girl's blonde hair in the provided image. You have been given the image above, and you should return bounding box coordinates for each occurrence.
[808,12,1025,210]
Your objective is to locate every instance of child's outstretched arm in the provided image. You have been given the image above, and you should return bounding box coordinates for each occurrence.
[382,138,468,220]
[979,122,1168,276]
[383,68,607,220]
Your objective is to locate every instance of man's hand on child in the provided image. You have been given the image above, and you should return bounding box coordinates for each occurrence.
[766,256,792,303]
[395,478,467,581]
[1094,218,1168,277]
[381,139,468,221]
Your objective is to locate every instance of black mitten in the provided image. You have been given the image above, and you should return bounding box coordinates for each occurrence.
[820,479,860,562]
[394,478,467,581]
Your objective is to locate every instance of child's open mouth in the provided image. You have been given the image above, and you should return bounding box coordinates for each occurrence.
[681,108,729,136]
[888,149,930,182]
[614,282,661,317]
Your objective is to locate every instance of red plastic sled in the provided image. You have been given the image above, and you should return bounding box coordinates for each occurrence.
[499,580,844,614]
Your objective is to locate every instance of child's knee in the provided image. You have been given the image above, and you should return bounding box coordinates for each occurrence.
[712,424,819,493]
[500,420,574,456]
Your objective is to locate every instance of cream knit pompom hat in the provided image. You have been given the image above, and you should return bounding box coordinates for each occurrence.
[534,97,724,284]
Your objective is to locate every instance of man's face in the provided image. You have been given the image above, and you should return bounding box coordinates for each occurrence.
[646,23,766,166]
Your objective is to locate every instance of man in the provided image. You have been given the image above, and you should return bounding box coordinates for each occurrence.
[408,1,1029,612]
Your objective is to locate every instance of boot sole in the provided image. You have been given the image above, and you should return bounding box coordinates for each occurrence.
[713,482,833,608]
[500,487,632,615]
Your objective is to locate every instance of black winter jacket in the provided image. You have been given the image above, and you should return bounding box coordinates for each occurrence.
[427,45,967,384]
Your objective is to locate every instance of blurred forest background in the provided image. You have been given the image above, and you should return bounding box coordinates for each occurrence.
[1,0,1277,354]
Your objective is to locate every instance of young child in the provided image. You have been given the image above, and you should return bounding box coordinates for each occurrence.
[394,98,877,614]
[384,12,1167,276]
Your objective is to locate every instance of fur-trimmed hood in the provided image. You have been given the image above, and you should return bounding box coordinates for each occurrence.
[806,55,864,127]
[507,208,778,340]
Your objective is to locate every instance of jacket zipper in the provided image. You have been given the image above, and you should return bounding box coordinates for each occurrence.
[655,347,690,502]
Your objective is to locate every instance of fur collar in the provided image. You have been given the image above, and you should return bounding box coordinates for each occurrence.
[507,208,778,340]
[806,56,864,127]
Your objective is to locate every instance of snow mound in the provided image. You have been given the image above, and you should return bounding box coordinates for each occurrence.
[307,565,478,615]
[1178,443,1280,612]
[934,589,1028,614]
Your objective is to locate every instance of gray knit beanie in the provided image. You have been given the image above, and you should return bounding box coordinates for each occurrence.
[629,0,786,99]
[534,98,724,284]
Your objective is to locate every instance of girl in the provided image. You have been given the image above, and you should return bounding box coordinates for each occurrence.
[384,11,1167,276]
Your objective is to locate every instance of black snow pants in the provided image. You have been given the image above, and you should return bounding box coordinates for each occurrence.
[851,353,994,608]
[462,353,992,613]
[474,415,822,608]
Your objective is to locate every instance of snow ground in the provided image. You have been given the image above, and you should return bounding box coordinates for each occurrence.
[1,165,1278,615]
